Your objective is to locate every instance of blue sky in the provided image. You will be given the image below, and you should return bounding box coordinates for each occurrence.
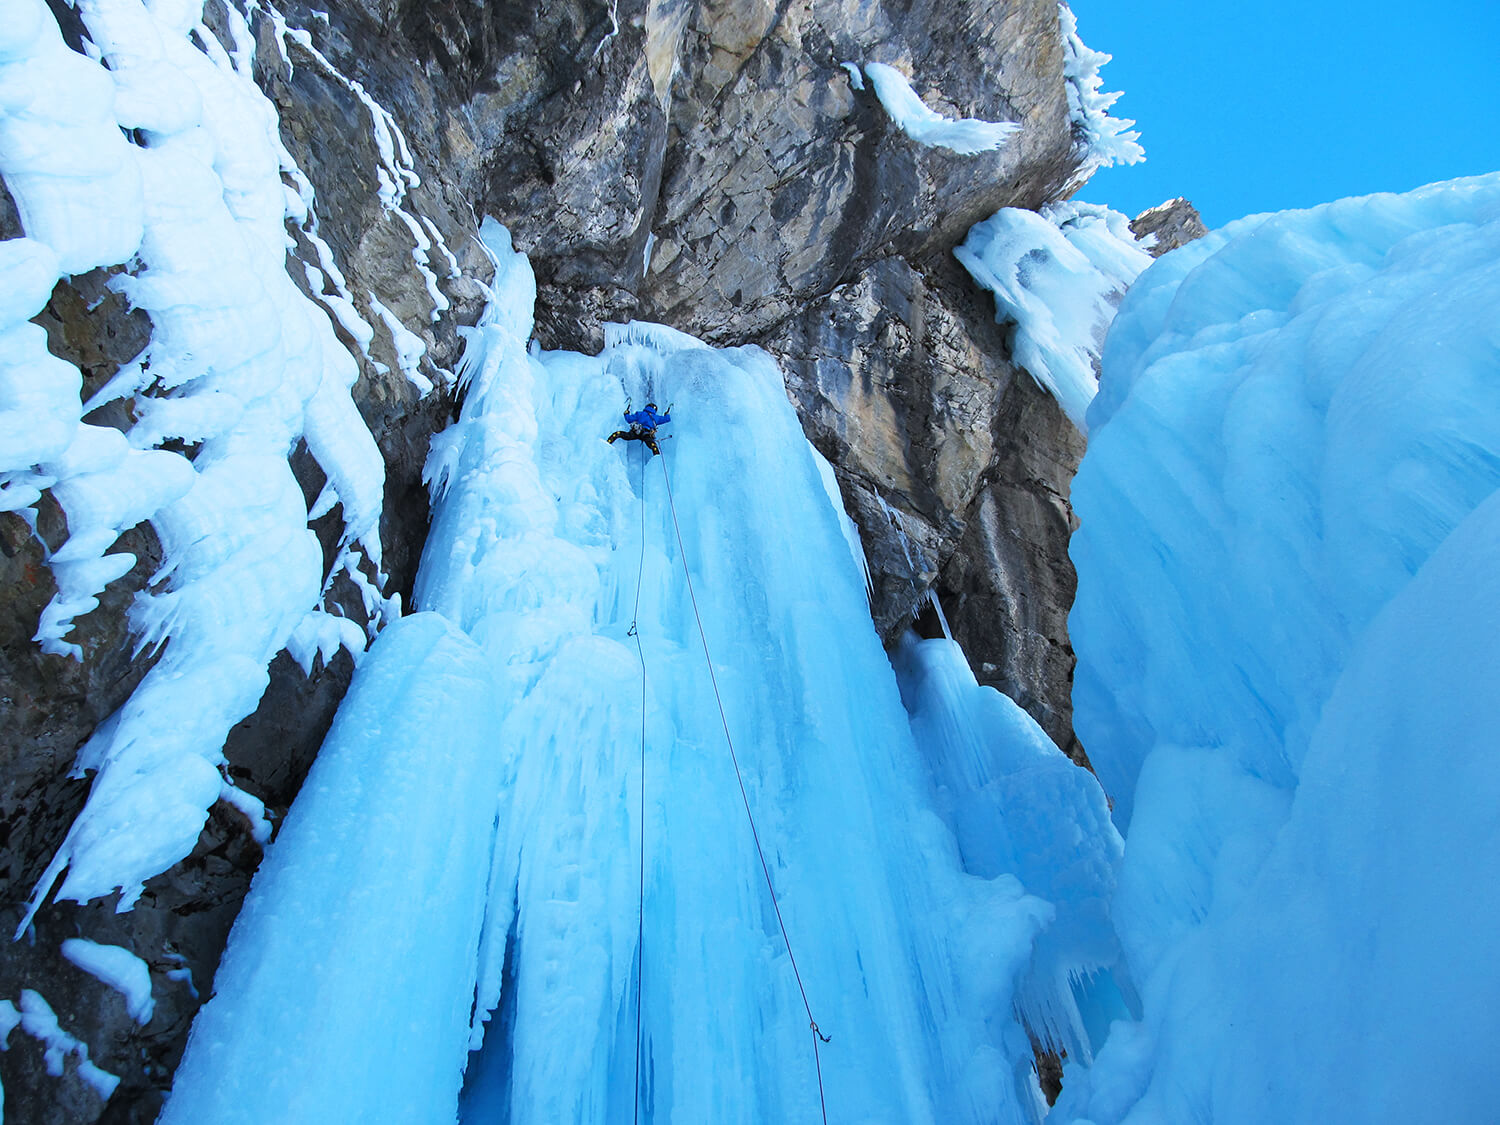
[1066,0,1500,228]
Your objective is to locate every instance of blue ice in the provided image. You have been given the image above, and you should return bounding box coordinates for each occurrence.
[164,221,1120,1124]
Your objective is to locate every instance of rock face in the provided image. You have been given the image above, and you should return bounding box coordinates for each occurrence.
[427,0,1085,350]
[1,0,1107,1116]
[638,0,1080,341]
[1130,196,1209,256]
[770,255,1086,757]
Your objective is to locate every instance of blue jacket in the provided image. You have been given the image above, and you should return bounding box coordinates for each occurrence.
[625,406,670,430]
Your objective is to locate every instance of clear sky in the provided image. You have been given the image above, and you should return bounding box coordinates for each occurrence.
[1066,0,1500,228]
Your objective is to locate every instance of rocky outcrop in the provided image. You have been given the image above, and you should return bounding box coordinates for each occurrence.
[638,0,1080,341]
[771,254,1086,759]
[1130,196,1208,256]
[378,0,1090,350]
[0,0,1109,1116]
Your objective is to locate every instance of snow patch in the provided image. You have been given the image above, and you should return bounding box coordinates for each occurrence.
[368,294,432,394]
[60,939,155,1025]
[956,200,1152,430]
[16,990,119,1100]
[217,780,273,845]
[864,62,1020,155]
[259,0,455,368]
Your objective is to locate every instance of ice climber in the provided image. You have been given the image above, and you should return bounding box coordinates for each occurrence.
[607,402,671,455]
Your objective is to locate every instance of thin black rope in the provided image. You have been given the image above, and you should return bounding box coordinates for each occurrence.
[630,448,649,1125]
[657,454,831,1124]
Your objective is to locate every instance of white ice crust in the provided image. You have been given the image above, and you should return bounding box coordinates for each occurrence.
[1058,2,1143,188]
[956,200,1153,430]
[60,939,155,1025]
[863,62,1020,155]
[1,0,439,922]
[15,990,120,1100]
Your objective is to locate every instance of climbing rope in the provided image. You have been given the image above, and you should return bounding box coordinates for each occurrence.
[657,454,832,1124]
[630,450,649,1125]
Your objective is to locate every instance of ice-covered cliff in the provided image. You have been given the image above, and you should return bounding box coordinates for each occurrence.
[1,0,1149,1118]
[161,221,1126,1124]
[5,0,1498,1118]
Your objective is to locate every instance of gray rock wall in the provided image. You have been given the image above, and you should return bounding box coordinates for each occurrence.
[771,254,1086,759]
[1130,196,1208,256]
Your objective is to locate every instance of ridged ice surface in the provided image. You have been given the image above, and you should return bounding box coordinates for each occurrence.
[1062,173,1500,1124]
[429,224,1054,1124]
[161,613,503,1124]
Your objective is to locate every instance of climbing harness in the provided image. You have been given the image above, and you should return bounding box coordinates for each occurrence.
[633,446,832,1123]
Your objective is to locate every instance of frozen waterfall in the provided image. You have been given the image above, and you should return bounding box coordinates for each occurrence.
[161,222,1122,1123]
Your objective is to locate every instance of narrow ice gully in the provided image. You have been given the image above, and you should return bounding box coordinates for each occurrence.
[163,223,1124,1123]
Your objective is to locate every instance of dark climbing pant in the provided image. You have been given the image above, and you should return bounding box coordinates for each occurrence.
[607,428,661,455]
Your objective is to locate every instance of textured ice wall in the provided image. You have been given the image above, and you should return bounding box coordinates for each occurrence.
[1062,173,1500,1123]
[415,223,1130,1124]
[160,613,503,1125]
[421,226,1032,1123]
[892,634,1125,1062]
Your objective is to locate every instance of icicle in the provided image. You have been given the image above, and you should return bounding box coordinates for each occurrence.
[927,587,953,640]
